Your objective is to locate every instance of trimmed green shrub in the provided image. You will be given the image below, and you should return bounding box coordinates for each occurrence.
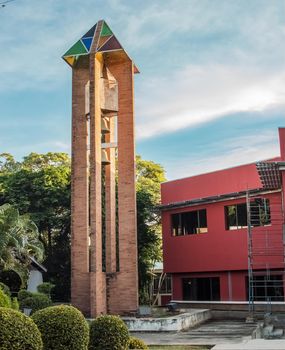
[128,337,148,349]
[32,305,89,350]
[0,288,11,308]
[89,315,129,350]
[10,297,20,310]
[37,282,55,298]
[0,307,43,350]
[0,282,11,297]
[20,292,51,314]
[18,289,33,301]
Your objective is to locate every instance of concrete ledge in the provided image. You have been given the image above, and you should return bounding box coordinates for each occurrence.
[123,309,211,332]
[212,339,285,350]
[173,300,285,312]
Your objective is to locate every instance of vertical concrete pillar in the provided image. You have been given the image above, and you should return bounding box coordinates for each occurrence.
[107,59,138,314]
[89,52,107,317]
[71,65,90,315]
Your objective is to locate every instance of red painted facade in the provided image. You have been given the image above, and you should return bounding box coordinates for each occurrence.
[161,128,285,302]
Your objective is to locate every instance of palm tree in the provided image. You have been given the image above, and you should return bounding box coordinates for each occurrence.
[0,203,44,286]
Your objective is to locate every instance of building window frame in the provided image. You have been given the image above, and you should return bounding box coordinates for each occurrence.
[171,209,208,236]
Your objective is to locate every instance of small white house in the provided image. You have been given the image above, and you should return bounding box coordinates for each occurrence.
[27,256,47,292]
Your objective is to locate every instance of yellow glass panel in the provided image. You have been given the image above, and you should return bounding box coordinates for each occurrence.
[64,56,75,66]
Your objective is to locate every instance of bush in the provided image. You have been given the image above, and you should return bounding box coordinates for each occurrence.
[10,297,20,310]
[32,305,89,350]
[0,308,43,350]
[20,292,51,314]
[89,315,129,350]
[0,288,11,308]
[37,282,55,298]
[18,289,33,301]
[128,337,148,349]
[0,282,11,297]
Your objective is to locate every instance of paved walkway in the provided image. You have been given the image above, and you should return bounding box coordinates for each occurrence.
[212,339,285,349]
[131,319,257,346]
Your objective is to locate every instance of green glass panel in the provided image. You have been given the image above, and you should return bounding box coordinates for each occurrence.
[63,39,87,57]
[101,22,113,37]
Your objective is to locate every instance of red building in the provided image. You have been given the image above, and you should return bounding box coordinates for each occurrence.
[161,128,285,304]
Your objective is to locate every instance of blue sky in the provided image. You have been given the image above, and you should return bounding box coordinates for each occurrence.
[0,0,284,179]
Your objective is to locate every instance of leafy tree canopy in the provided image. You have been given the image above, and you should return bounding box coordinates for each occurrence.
[0,203,43,286]
[136,156,166,302]
[0,152,71,300]
[0,152,166,301]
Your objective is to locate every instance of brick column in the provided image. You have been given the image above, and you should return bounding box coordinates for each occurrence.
[107,58,138,314]
[89,52,107,316]
[71,64,90,315]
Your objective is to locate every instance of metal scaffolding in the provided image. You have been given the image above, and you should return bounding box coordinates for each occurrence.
[247,162,285,316]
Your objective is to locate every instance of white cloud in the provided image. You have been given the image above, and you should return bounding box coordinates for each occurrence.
[165,130,280,179]
[0,0,284,92]
[136,64,285,139]
[0,0,96,91]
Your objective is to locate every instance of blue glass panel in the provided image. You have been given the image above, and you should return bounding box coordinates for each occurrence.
[82,37,93,51]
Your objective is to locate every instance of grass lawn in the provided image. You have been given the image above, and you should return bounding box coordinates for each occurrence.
[149,346,212,350]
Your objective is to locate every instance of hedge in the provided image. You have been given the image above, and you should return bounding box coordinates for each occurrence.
[89,315,129,350]
[0,307,43,350]
[32,305,89,350]
[19,292,51,314]
[17,289,33,301]
[0,288,11,308]
[10,297,19,310]
[0,282,11,297]
[128,337,148,349]
[37,282,55,298]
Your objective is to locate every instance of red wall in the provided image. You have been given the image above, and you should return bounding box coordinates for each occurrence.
[161,162,262,205]
[162,192,282,274]
[162,128,285,301]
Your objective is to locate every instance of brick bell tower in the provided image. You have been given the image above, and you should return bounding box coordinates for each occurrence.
[62,20,139,317]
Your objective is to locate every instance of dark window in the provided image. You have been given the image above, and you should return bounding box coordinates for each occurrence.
[225,199,271,230]
[246,275,284,302]
[171,209,207,236]
[182,277,220,301]
[225,203,247,230]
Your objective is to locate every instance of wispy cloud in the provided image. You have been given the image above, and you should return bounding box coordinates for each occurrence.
[0,0,285,164]
[1,0,284,92]
[136,64,285,139]
[166,130,280,179]
[0,0,97,91]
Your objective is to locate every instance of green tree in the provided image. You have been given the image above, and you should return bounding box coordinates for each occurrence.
[0,153,71,300]
[0,152,166,302]
[0,203,43,286]
[136,156,166,302]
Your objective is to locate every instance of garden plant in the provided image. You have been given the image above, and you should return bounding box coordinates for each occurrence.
[89,315,130,350]
[32,304,89,350]
[0,307,43,350]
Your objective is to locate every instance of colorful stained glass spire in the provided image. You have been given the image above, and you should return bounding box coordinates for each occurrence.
[62,20,126,68]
